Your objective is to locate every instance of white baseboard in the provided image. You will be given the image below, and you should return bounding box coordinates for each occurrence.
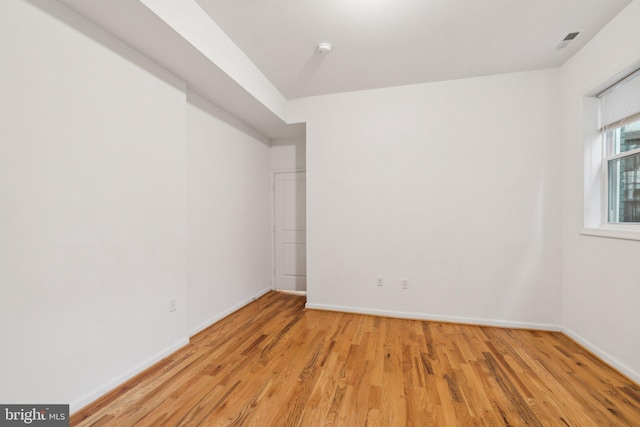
[305,303,561,331]
[70,337,189,414]
[562,327,640,384]
[306,303,639,384]
[188,286,271,337]
[70,287,272,415]
[68,294,638,416]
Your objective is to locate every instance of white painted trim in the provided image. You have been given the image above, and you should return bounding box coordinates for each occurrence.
[271,168,307,173]
[70,337,189,414]
[69,297,639,415]
[187,286,271,337]
[71,286,272,414]
[277,290,307,296]
[305,303,561,331]
[606,145,640,161]
[306,304,639,384]
[270,172,276,291]
[271,171,307,292]
[581,227,640,241]
[562,327,640,384]
[582,61,640,240]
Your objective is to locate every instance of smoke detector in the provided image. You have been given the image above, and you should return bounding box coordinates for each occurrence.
[554,31,582,50]
[317,42,332,54]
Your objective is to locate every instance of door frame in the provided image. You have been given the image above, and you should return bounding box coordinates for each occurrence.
[271,169,306,291]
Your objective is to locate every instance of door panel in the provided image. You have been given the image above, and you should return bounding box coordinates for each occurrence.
[283,243,307,277]
[274,172,306,291]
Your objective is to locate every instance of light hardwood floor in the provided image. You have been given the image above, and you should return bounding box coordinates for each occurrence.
[71,291,640,426]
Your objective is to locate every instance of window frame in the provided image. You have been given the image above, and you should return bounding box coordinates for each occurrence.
[602,124,640,225]
[581,65,640,241]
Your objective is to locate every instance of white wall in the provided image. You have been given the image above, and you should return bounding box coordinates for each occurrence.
[270,137,306,171]
[0,0,274,411]
[289,69,563,328]
[187,91,272,335]
[0,0,188,410]
[560,0,640,383]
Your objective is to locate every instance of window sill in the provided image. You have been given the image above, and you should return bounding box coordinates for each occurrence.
[581,227,640,241]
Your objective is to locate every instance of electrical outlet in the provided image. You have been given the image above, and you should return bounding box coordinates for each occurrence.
[401,278,409,289]
[170,298,177,312]
[376,277,384,287]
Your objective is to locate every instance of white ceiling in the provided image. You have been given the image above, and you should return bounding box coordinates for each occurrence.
[57,0,304,139]
[54,0,632,138]
[195,0,632,98]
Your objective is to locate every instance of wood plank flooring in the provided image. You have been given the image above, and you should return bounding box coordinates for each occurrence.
[71,291,640,426]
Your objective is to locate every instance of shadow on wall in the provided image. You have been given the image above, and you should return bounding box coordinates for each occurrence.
[498,168,558,321]
[270,137,307,171]
[188,91,270,146]
[26,0,185,92]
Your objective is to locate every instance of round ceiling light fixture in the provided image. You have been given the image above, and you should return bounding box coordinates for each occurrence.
[317,42,332,54]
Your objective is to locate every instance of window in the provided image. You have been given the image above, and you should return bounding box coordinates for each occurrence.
[599,69,640,225]
[604,120,640,223]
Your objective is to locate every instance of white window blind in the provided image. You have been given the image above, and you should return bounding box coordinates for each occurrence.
[598,69,640,130]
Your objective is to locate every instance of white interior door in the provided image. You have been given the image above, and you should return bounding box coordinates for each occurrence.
[274,171,306,291]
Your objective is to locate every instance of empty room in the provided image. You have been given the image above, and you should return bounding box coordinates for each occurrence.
[1,0,640,425]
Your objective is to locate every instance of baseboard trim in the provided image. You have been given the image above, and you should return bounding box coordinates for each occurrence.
[70,337,189,414]
[562,327,640,385]
[70,287,272,414]
[305,303,561,331]
[188,286,272,337]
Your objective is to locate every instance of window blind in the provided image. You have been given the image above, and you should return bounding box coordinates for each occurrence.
[598,68,640,130]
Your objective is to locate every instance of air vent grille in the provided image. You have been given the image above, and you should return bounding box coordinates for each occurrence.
[554,31,582,50]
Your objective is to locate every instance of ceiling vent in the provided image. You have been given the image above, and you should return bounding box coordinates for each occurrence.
[554,31,581,50]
